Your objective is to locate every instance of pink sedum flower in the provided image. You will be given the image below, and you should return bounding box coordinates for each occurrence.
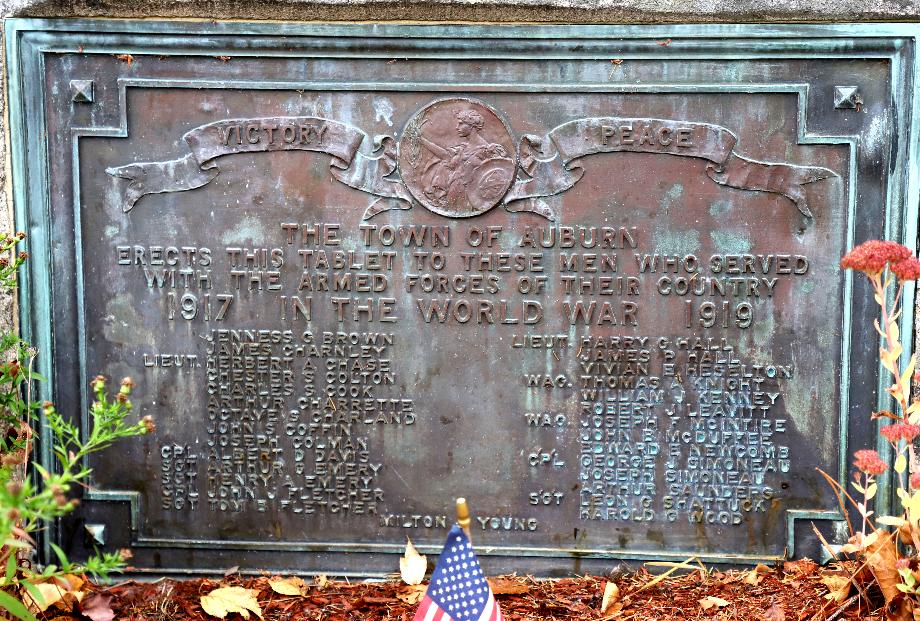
[892,256,920,282]
[881,423,920,445]
[840,240,913,275]
[853,449,888,475]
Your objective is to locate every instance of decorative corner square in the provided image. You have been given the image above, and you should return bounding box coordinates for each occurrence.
[834,85,861,109]
[70,79,94,103]
[84,523,106,545]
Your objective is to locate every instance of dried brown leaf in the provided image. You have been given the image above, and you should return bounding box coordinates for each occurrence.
[820,575,851,603]
[866,530,902,603]
[396,584,427,605]
[763,603,785,621]
[23,582,66,613]
[699,595,730,610]
[23,575,85,613]
[268,576,308,597]
[400,538,427,585]
[600,581,619,613]
[62,573,85,591]
[487,577,530,595]
[80,593,115,621]
[890,598,914,621]
[200,586,263,620]
[783,559,817,576]
[744,569,763,586]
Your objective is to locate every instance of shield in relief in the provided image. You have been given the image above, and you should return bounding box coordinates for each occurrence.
[399,98,517,218]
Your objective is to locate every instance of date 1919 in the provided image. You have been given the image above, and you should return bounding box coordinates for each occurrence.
[685,300,753,329]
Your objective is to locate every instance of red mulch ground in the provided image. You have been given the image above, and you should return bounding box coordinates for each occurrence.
[33,560,886,621]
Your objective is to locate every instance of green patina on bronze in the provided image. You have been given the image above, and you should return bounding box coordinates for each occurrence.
[4,20,920,575]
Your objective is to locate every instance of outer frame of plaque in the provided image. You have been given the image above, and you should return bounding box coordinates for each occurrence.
[5,20,920,576]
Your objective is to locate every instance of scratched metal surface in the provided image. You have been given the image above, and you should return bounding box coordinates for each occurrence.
[7,21,919,576]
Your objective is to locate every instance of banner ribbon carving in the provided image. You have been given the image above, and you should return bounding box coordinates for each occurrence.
[106,116,413,214]
[107,113,836,221]
[503,117,835,220]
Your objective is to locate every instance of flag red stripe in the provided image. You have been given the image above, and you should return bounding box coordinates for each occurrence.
[413,596,435,621]
[413,596,457,621]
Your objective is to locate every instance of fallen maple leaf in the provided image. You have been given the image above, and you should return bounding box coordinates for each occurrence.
[600,581,619,613]
[396,584,427,605]
[114,53,134,66]
[200,586,263,620]
[400,538,427,585]
[80,592,115,621]
[699,595,730,610]
[763,602,785,621]
[268,576,307,596]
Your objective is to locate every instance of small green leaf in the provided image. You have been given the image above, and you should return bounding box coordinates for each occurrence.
[0,588,37,621]
[48,543,69,570]
[29,372,46,382]
[898,583,914,593]
[5,554,17,581]
[19,573,45,606]
[877,515,908,527]
[896,453,908,474]
[20,580,44,607]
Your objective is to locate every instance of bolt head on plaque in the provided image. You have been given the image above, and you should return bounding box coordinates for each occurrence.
[399,98,516,218]
[834,86,862,110]
[70,79,94,103]
[84,523,106,546]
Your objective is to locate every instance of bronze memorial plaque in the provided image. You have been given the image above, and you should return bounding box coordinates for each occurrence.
[7,21,919,575]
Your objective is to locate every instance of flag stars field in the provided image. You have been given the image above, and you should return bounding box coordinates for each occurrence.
[414,527,503,621]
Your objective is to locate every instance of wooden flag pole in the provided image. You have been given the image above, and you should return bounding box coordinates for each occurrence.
[456,497,471,540]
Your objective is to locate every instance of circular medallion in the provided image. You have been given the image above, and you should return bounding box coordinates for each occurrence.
[399,98,517,218]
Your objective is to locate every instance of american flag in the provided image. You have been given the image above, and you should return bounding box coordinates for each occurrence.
[413,525,503,621]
